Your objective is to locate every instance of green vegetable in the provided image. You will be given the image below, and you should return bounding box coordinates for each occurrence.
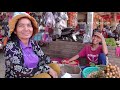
[105,38,116,46]
[90,62,96,67]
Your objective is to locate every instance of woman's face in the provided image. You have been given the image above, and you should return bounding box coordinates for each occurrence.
[14,18,33,40]
[92,34,102,45]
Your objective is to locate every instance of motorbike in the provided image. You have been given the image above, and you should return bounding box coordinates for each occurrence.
[57,27,75,42]
[72,30,85,43]
[54,28,86,42]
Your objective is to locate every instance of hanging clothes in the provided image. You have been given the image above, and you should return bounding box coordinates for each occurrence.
[67,12,78,28]
[54,12,68,23]
[44,12,56,29]
[53,12,68,36]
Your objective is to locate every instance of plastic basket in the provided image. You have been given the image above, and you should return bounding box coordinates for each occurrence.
[82,67,99,78]
[95,65,106,70]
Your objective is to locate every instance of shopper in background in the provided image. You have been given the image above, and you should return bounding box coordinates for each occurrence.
[102,25,108,38]
[116,20,120,40]
[112,29,119,41]
[105,26,113,38]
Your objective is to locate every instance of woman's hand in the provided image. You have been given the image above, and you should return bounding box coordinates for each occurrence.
[62,59,70,64]
[49,68,58,78]
[94,32,104,41]
[94,32,108,55]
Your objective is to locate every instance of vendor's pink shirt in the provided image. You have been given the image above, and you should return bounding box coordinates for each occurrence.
[78,44,103,65]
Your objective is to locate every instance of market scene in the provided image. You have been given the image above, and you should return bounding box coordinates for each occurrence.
[0,12,120,78]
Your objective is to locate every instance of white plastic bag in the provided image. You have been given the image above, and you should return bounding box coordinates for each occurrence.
[61,73,72,78]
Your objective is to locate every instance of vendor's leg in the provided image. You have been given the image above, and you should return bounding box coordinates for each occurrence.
[48,63,61,75]
[32,73,51,78]
[98,53,107,65]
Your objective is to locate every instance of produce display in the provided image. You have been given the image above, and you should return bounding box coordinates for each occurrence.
[104,63,120,78]
[87,70,105,78]
[87,63,120,78]
[105,38,116,46]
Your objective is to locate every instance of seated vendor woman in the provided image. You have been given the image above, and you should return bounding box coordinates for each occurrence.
[63,30,108,66]
[4,12,60,78]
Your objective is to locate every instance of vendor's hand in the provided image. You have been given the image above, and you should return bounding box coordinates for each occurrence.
[49,68,58,78]
[62,59,70,64]
[94,32,105,40]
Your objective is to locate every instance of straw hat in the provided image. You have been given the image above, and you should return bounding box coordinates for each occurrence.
[8,12,38,37]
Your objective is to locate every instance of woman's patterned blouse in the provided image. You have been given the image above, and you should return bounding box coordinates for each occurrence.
[4,39,51,78]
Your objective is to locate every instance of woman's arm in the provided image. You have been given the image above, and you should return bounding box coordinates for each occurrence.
[68,55,79,62]
[101,36,108,55]
[94,32,108,55]
[67,45,87,63]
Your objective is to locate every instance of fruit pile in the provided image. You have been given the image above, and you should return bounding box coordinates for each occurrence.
[87,70,105,78]
[104,63,120,78]
[88,63,120,78]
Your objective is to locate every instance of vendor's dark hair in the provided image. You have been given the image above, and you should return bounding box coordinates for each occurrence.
[92,29,101,36]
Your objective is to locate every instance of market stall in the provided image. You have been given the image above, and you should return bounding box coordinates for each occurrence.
[93,13,104,30]
[67,12,78,28]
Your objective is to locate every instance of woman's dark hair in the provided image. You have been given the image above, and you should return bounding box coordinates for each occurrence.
[92,29,101,36]
[9,32,18,42]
